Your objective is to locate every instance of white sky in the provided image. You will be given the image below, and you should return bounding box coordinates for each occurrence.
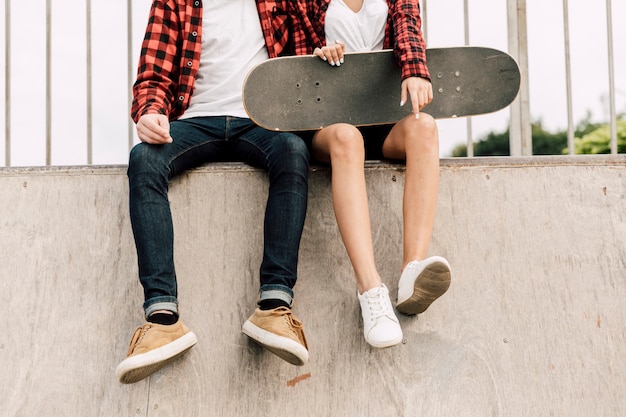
[0,0,624,166]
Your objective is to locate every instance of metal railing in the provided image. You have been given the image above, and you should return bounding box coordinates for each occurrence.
[4,0,10,166]
[1,0,622,166]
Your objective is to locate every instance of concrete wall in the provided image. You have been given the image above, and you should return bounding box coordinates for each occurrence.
[1,156,625,416]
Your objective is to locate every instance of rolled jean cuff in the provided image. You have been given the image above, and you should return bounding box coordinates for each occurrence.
[144,298,179,318]
[259,285,294,307]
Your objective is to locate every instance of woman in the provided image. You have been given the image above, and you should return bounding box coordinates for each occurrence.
[289,0,451,348]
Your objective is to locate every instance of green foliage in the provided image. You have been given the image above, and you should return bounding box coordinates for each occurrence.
[573,119,626,154]
[575,111,604,137]
[532,121,567,155]
[450,116,624,157]
[450,130,510,157]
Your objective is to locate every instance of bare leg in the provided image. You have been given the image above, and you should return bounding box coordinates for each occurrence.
[312,124,381,294]
[314,124,402,347]
[381,113,440,271]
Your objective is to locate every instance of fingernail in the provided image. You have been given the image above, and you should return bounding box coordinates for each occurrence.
[340,58,344,64]
[322,56,327,61]
[330,61,335,66]
[400,100,405,106]
[415,113,420,120]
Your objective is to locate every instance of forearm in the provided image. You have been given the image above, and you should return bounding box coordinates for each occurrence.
[130,0,181,122]
[392,0,430,81]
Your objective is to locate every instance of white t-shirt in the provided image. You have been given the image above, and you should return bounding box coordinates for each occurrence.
[180,0,269,119]
[325,0,389,52]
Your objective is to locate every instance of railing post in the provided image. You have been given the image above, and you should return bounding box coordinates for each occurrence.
[507,0,532,156]
[127,0,135,153]
[4,0,10,167]
[605,0,617,154]
[46,0,52,165]
[463,0,474,157]
[86,0,93,165]
[562,0,575,154]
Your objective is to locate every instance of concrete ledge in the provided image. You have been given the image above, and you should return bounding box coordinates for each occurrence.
[1,156,625,416]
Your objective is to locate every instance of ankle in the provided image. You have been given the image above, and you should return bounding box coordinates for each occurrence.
[259,298,290,311]
[147,310,179,325]
[357,276,383,295]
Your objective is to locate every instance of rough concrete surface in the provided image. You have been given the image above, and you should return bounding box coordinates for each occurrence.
[1,156,624,416]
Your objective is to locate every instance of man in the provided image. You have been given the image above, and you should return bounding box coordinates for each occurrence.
[116,0,310,384]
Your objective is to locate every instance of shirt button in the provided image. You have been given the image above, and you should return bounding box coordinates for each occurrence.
[192,31,197,37]
[194,1,199,6]
[187,61,192,67]
[179,96,184,101]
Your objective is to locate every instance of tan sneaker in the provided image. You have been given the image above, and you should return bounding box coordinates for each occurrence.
[116,320,197,384]
[242,307,309,366]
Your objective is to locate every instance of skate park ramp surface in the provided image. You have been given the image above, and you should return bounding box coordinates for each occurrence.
[1,155,625,416]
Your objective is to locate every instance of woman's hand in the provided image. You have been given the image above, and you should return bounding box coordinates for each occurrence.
[136,113,173,144]
[400,77,433,119]
[313,41,345,66]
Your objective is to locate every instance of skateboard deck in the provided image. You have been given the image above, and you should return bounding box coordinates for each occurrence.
[242,47,520,131]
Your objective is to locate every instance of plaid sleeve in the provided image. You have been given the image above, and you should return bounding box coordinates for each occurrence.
[288,0,326,55]
[256,0,292,57]
[389,0,430,81]
[130,0,183,123]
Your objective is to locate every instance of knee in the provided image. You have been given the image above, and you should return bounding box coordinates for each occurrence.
[128,143,152,176]
[273,133,310,172]
[127,142,170,182]
[417,113,438,135]
[406,113,439,153]
[329,124,363,161]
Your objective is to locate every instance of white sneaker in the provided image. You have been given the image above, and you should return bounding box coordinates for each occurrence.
[357,284,403,348]
[396,256,451,315]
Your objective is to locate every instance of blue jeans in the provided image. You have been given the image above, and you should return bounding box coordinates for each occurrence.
[127,117,309,317]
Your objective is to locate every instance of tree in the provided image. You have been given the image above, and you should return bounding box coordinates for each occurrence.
[451,121,567,157]
[450,116,624,157]
[573,119,626,154]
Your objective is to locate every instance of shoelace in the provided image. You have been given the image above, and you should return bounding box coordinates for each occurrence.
[126,324,152,356]
[365,288,392,321]
[271,307,309,349]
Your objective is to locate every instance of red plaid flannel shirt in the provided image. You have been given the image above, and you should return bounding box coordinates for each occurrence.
[131,0,291,122]
[289,0,430,81]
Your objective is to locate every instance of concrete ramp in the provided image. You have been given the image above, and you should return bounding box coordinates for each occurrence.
[1,156,625,416]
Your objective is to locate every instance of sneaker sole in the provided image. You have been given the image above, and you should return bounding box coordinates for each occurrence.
[366,332,403,349]
[116,331,198,384]
[397,259,451,315]
[242,320,309,366]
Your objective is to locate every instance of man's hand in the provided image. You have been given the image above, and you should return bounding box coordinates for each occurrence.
[313,41,345,67]
[400,77,433,119]
[136,113,173,144]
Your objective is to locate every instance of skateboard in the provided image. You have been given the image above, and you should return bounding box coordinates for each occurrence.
[242,47,520,131]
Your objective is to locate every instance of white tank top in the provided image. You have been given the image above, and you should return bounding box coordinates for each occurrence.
[325,0,388,52]
[180,0,269,119]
